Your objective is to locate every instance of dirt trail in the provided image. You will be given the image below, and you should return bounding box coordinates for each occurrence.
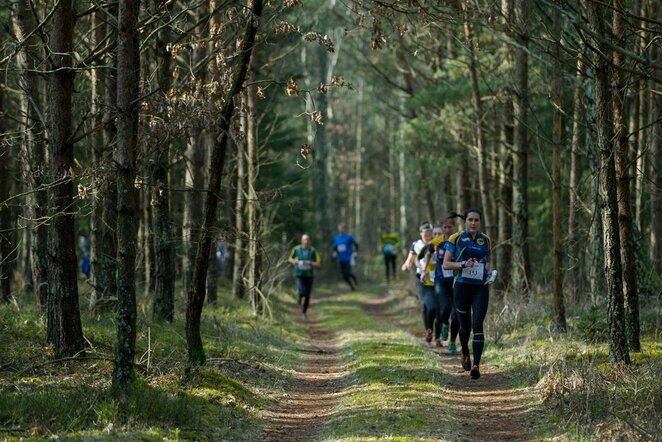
[363,295,536,442]
[261,305,347,442]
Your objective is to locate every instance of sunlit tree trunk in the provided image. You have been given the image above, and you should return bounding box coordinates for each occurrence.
[187,0,263,365]
[512,0,531,301]
[649,3,662,275]
[612,0,640,352]
[232,101,247,300]
[47,0,85,358]
[114,0,141,386]
[634,1,649,232]
[551,7,566,332]
[589,0,629,365]
[246,51,260,314]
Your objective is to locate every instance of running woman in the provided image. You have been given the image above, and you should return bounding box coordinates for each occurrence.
[443,208,496,379]
[380,224,401,283]
[421,225,444,347]
[331,223,359,290]
[289,234,321,320]
[421,215,461,354]
[401,222,436,343]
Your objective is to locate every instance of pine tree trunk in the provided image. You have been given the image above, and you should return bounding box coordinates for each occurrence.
[497,0,514,291]
[0,89,12,302]
[113,0,141,386]
[634,1,649,232]
[612,0,640,352]
[552,7,566,332]
[568,35,586,304]
[47,0,85,358]
[186,0,263,365]
[12,0,48,306]
[462,0,492,229]
[152,6,175,322]
[315,44,330,242]
[649,5,662,275]
[512,0,531,301]
[589,0,629,365]
[232,108,246,300]
[246,55,260,315]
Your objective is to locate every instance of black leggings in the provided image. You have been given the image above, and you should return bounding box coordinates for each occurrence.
[436,279,459,342]
[295,276,314,313]
[384,254,396,281]
[339,261,357,289]
[417,280,438,333]
[453,282,489,366]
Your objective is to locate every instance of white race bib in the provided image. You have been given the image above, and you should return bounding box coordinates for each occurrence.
[297,261,312,270]
[461,262,485,280]
[428,271,436,283]
[442,269,454,278]
[337,244,347,253]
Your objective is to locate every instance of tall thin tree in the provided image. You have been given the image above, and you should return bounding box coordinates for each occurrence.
[114,0,141,386]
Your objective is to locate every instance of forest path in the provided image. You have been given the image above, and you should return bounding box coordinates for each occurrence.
[362,294,537,442]
[260,297,348,441]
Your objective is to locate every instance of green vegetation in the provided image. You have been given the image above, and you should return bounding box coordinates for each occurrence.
[1,282,660,440]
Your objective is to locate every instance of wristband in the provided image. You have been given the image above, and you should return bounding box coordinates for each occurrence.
[461,260,466,269]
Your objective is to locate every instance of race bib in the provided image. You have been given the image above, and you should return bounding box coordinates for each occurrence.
[442,269,454,278]
[337,244,347,253]
[428,271,436,283]
[297,261,312,270]
[383,243,395,254]
[461,262,485,280]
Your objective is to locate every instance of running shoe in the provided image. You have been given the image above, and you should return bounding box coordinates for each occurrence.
[434,338,443,348]
[470,365,481,380]
[448,342,457,355]
[461,354,472,371]
[441,323,449,341]
[301,313,307,321]
[425,329,433,343]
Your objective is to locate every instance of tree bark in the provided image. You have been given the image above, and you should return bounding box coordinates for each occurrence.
[0,88,12,303]
[47,0,85,358]
[612,0,640,352]
[152,1,175,322]
[113,0,141,386]
[232,105,247,300]
[551,7,566,332]
[512,0,531,301]
[568,34,587,304]
[462,0,492,229]
[12,0,48,307]
[589,0,629,365]
[246,53,260,315]
[497,0,514,290]
[186,0,263,365]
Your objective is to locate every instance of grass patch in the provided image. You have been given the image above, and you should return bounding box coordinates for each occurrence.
[0,284,307,440]
[314,288,456,441]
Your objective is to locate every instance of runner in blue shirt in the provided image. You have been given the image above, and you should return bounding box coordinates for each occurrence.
[443,208,497,380]
[331,223,359,290]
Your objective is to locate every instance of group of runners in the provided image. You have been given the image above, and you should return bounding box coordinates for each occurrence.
[287,209,496,379]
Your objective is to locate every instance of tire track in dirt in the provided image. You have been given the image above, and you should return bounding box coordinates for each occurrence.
[261,301,348,442]
[362,294,537,442]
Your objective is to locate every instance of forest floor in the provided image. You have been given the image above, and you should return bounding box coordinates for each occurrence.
[261,286,539,441]
[1,279,660,441]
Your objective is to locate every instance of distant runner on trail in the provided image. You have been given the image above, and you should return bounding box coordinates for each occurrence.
[289,234,321,320]
[380,224,400,283]
[443,208,497,380]
[401,222,436,343]
[420,215,461,354]
[331,223,359,291]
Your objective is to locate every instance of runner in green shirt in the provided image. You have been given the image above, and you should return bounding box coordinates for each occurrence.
[288,234,321,320]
